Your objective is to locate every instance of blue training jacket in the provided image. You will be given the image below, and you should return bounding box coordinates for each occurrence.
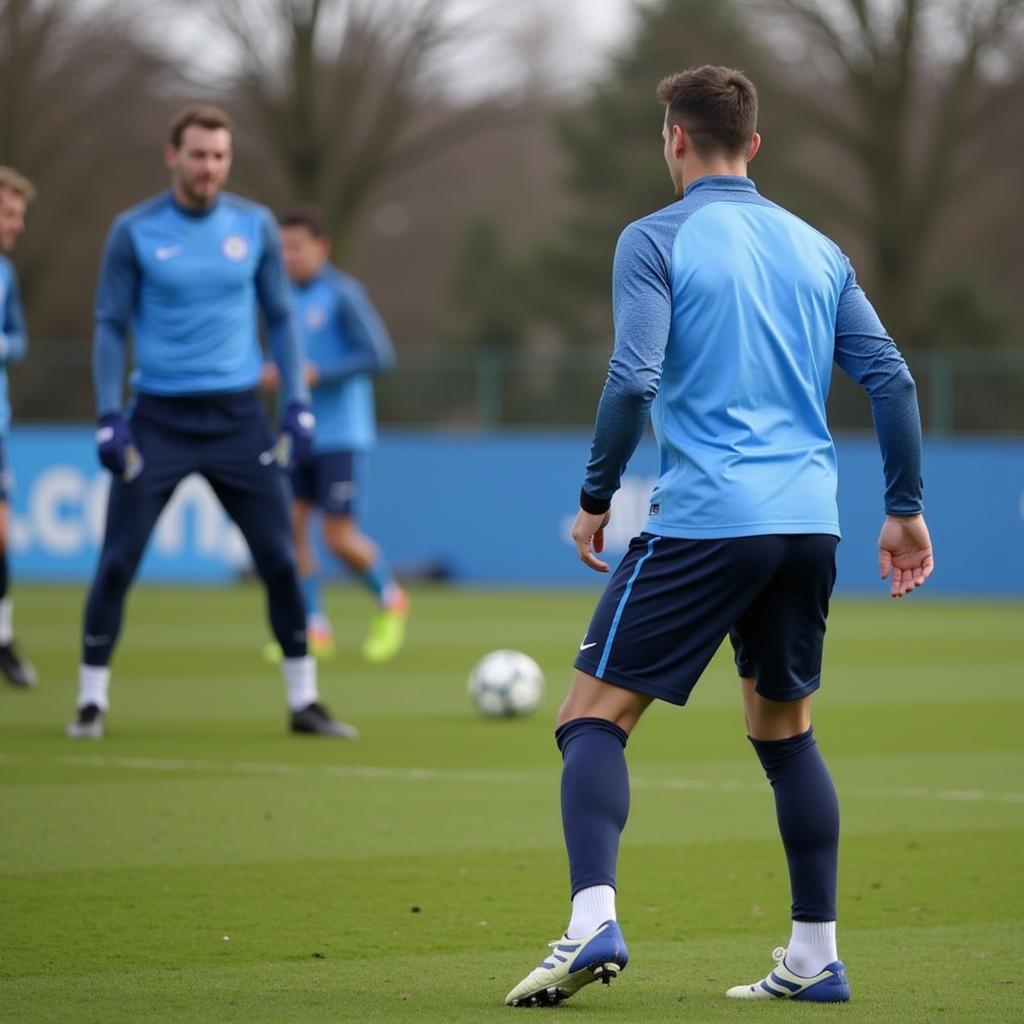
[0,253,28,435]
[92,190,308,414]
[291,265,394,453]
[583,175,923,538]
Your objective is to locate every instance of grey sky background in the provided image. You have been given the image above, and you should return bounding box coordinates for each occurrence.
[135,0,638,99]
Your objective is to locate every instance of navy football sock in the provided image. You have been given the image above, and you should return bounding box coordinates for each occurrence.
[749,727,839,921]
[556,717,630,897]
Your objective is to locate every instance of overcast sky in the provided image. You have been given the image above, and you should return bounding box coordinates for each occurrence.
[139,0,638,99]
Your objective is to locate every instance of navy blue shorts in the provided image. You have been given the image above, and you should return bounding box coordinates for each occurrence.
[575,533,839,705]
[0,438,8,502]
[289,450,360,517]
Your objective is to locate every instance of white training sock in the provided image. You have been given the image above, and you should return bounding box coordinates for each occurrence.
[78,665,111,711]
[282,655,319,711]
[566,885,616,939]
[0,596,13,645]
[786,920,838,977]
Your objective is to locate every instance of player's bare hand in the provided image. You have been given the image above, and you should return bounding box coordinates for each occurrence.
[572,508,611,573]
[260,363,281,391]
[878,514,934,598]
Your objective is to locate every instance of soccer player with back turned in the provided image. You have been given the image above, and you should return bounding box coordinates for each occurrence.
[505,66,933,1007]
[66,105,357,740]
[0,167,39,689]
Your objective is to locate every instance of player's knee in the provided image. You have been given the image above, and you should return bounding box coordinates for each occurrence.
[256,543,298,588]
[326,535,355,560]
[96,549,141,595]
[556,675,649,732]
[745,703,812,741]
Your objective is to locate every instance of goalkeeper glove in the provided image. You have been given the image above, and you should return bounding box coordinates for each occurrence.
[276,402,315,470]
[96,412,144,482]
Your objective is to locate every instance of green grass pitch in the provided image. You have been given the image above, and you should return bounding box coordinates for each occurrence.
[1,584,1022,1023]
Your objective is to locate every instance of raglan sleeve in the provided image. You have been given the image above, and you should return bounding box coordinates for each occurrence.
[316,278,395,382]
[0,265,28,364]
[834,257,923,515]
[580,221,672,513]
[93,217,139,415]
[255,209,310,406]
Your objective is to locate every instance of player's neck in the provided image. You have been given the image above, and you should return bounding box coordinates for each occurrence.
[294,263,328,288]
[169,182,220,215]
[680,159,749,194]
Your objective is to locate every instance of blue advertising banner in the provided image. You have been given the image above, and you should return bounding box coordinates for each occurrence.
[7,428,1022,593]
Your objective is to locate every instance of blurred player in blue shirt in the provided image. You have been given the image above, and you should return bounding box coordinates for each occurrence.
[506,67,934,1009]
[67,105,356,740]
[262,208,408,664]
[0,167,38,689]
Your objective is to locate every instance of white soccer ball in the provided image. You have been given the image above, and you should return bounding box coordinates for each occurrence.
[468,650,545,718]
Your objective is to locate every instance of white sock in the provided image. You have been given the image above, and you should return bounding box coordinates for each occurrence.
[786,920,837,977]
[0,596,13,645]
[78,665,111,711]
[308,613,331,634]
[282,655,319,711]
[566,885,616,939]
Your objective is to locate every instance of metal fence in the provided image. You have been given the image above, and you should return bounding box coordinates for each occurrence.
[10,342,1024,434]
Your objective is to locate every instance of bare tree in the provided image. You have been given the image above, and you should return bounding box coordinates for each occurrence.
[179,0,505,255]
[753,0,1024,342]
[0,0,176,339]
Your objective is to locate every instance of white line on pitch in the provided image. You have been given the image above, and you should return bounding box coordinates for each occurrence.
[2,752,1023,806]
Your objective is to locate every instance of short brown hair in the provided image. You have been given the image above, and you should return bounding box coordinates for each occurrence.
[279,205,328,239]
[169,104,233,148]
[0,166,37,202]
[657,66,758,157]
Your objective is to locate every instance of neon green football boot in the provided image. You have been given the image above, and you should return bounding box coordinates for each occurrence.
[361,588,410,664]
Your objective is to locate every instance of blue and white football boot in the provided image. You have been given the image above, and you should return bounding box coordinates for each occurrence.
[726,947,850,1002]
[505,920,628,1007]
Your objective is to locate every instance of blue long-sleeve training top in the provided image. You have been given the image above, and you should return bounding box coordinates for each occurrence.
[93,190,308,415]
[582,175,923,537]
[0,253,29,435]
[291,264,394,453]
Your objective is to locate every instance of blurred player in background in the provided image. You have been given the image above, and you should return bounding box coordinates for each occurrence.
[262,207,408,664]
[67,105,356,740]
[0,167,38,689]
[506,66,933,1007]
